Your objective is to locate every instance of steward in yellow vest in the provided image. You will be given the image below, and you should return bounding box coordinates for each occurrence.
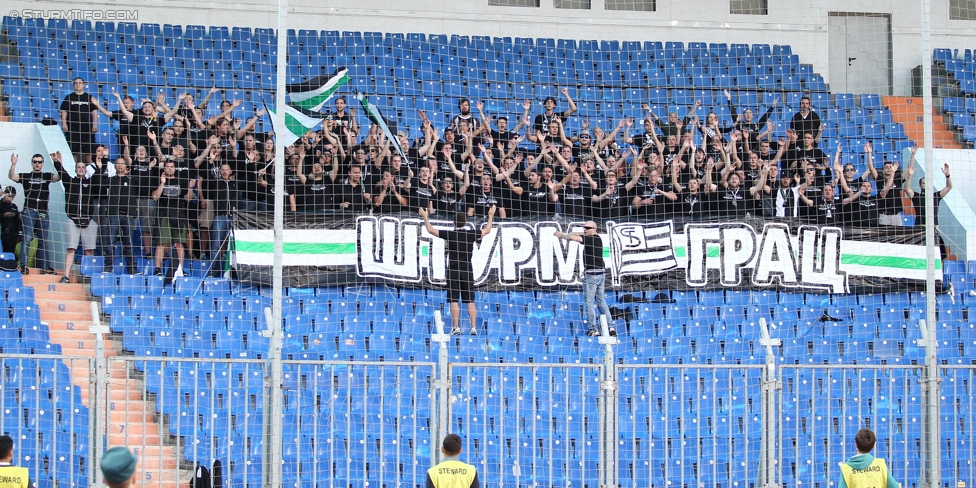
[0,435,32,488]
[425,434,481,488]
[838,428,900,488]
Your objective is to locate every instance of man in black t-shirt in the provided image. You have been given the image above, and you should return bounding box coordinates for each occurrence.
[0,186,20,255]
[842,180,879,227]
[790,96,822,141]
[205,163,239,275]
[419,205,496,335]
[408,166,436,214]
[91,90,139,152]
[338,165,372,213]
[152,160,192,280]
[100,158,138,274]
[8,153,61,274]
[554,222,618,337]
[52,151,102,283]
[468,174,508,218]
[799,182,838,225]
[904,161,953,260]
[531,88,578,136]
[59,77,97,165]
[328,97,358,139]
[449,98,481,133]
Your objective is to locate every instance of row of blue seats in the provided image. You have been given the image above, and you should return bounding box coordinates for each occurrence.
[111,325,938,366]
[92,273,232,297]
[209,299,961,335]
[1,66,825,95]
[8,44,809,75]
[101,303,946,342]
[3,78,861,119]
[97,280,954,311]
[3,18,797,58]
[2,456,86,488]
[11,44,808,75]
[934,47,976,64]
[9,28,796,64]
[943,96,976,114]
[5,78,882,116]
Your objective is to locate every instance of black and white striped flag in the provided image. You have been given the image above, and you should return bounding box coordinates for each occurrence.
[608,221,678,285]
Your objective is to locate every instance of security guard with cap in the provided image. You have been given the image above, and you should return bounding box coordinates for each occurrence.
[0,435,33,488]
[838,428,900,488]
[100,446,138,488]
[426,434,480,488]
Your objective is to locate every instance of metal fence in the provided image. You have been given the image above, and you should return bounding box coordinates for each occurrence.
[2,345,974,487]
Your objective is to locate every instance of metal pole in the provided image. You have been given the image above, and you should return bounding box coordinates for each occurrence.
[432,310,451,465]
[759,318,781,488]
[90,301,109,487]
[598,314,618,488]
[920,1,940,487]
[265,0,289,485]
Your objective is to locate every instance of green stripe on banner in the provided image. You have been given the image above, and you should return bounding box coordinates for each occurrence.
[235,241,357,255]
[671,247,935,270]
[842,254,939,270]
[671,246,719,258]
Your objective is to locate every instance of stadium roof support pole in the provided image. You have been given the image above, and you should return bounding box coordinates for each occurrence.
[598,315,618,488]
[920,1,940,488]
[759,318,781,488]
[90,301,108,486]
[264,0,288,486]
[432,311,451,465]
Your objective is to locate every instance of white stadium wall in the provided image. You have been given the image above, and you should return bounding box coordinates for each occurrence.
[8,0,976,96]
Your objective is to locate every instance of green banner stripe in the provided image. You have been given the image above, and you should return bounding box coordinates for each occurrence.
[671,247,933,270]
[236,241,357,254]
[672,246,718,258]
[842,254,940,270]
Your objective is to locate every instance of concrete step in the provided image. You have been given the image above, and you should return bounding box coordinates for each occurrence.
[35,298,93,313]
[32,280,184,485]
[884,96,964,149]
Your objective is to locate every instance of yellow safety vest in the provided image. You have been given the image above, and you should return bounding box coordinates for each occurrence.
[840,458,888,488]
[427,458,477,488]
[0,465,29,488]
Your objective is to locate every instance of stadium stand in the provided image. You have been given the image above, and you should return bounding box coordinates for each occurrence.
[1,15,972,488]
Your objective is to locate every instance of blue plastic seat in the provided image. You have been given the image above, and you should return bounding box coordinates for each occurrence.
[89,273,117,296]
[7,286,35,306]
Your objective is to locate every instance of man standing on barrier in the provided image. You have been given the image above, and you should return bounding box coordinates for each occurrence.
[554,221,618,337]
[838,428,900,488]
[418,206,496,336]
[425,434,480,488]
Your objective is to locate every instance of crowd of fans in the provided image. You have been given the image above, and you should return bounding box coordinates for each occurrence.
[8,76,950,278]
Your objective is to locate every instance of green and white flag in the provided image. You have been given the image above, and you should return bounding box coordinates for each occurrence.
[355,92,407,160]
[287,67,350,112]
[266,102,323,149]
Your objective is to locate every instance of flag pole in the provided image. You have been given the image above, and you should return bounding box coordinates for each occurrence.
[265,0,288,486]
